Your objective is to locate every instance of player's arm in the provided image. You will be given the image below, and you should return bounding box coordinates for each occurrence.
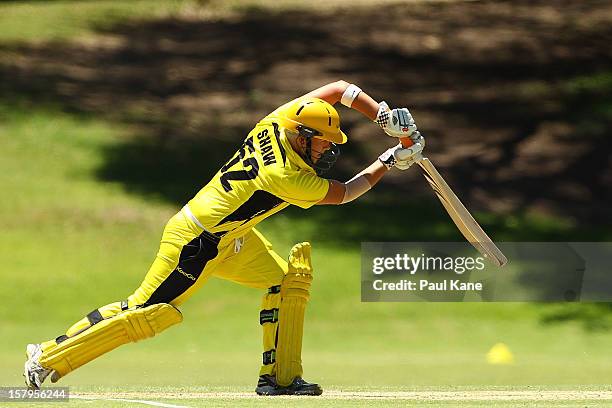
[300,80,379,120]
[317,142,424,205]
[317,160,386,205]
[302,81,423,144]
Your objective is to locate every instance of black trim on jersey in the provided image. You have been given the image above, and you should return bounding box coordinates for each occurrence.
[143,233,219,306]
[200,229,222,243]
[215,190,285,227]
[272,123,286,166]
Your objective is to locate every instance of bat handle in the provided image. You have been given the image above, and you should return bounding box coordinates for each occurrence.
[400,137,414,148]
[400,136,425,165]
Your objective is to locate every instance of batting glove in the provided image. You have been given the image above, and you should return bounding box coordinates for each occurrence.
[378,142,424,170]
[409,131,426,149]
[375,101,419,140]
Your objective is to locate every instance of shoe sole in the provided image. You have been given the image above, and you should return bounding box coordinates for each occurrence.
[289,389,323,396]
[23,344,38,390]
[256,389,323,396]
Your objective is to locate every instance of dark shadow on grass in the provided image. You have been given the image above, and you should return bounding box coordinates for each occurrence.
[0,0,611,229]
[541,303,612,331]
[1,0,612,329]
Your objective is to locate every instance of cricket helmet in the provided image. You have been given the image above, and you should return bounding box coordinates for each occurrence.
[275,98,348,145]
[275,97,346,175]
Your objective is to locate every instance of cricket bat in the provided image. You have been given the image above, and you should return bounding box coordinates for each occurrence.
[401,137,508,267]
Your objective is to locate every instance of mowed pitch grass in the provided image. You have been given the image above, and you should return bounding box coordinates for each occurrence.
[10,388,612,408]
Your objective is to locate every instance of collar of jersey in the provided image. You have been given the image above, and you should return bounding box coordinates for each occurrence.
[278,127,317,173]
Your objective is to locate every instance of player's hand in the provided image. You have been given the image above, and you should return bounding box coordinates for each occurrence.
[408,131,426,149]
[375,101,419,139]
[378,141,424,170]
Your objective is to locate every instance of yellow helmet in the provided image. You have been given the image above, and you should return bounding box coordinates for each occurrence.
[275,97,348,144]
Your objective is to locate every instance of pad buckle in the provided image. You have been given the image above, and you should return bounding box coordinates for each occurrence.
[259,308,279,325]
[263,350,276,365]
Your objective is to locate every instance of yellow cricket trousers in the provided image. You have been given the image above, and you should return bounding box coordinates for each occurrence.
[42,207,288,376]
[129,208,288,307]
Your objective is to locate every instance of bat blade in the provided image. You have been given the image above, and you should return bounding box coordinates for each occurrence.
[417,157,508,267]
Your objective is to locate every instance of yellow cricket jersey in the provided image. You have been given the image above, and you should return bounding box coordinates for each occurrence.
[186,112,330,241]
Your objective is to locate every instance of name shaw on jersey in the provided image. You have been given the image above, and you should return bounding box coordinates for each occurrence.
[257,129,276,166]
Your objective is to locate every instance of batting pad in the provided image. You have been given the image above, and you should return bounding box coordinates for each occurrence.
[39,303,182,381]
[276,242,313,386]
[259,286,281,376]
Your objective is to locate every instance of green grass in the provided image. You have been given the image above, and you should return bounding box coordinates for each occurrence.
[0,52,612,387]
[10,391,612,408]
[0,0,187,42]
[0,0,423,43]
[1,1,612,405]
[3,101,612,400]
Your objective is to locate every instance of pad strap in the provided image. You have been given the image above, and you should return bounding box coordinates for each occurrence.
[260,308,279,325]
[40,303,182,381]
[55,335,69,344]
[263,350,276,365]
[86,309,104,325]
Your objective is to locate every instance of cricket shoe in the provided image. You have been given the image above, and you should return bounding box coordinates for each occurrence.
[23,344,54,390]
[255,374,323,396]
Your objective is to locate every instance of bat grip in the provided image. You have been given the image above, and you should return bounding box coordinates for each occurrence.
[400,137,414,148]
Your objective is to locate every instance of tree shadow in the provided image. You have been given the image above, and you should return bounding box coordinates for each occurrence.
[0,0,611,229]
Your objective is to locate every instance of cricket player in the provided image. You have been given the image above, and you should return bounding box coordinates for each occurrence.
[23,80,424,396]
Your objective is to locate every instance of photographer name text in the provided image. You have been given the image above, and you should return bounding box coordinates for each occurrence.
[372,279,483,292]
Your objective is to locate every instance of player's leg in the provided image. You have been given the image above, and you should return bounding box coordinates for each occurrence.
[213,229,321,395]
[24,210,222,389]
[254,241,321,396]
[211,229,285,379]
[26,302,183,388]
[276,242,314,388]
